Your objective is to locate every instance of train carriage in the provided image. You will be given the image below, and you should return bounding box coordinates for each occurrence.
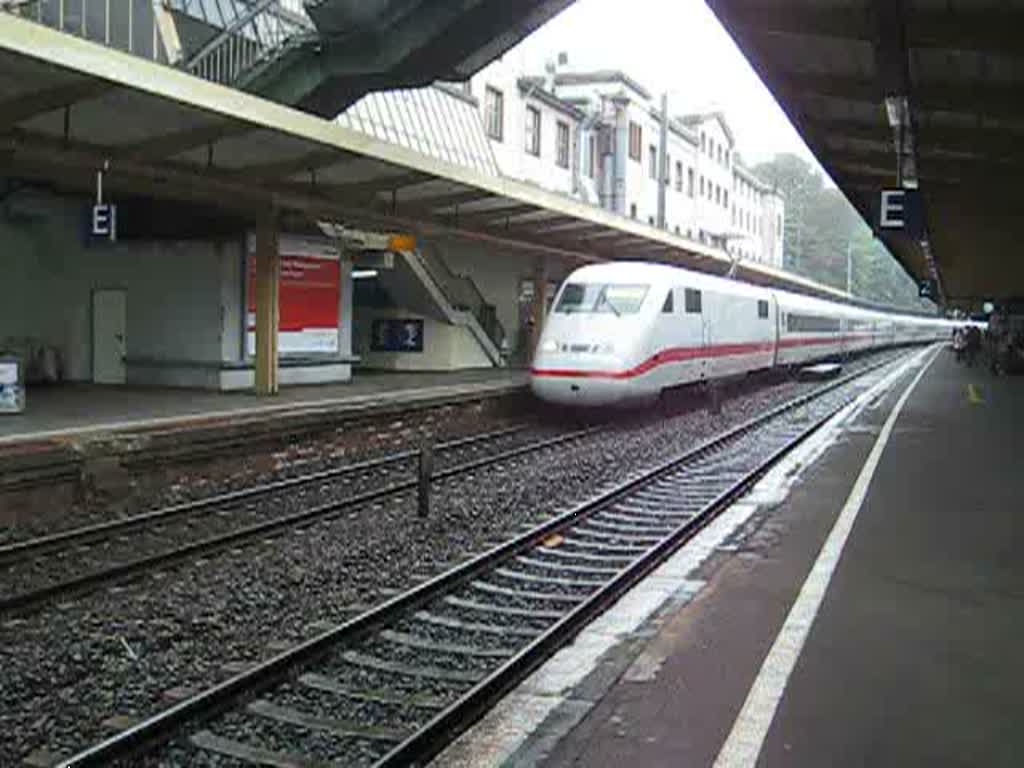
[531,261,950,407]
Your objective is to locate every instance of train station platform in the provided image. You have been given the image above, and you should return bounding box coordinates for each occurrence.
[437,346,1024,767]
[0,368,525,447]
[0,369,526,505]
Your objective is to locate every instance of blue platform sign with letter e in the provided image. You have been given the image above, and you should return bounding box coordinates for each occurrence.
[918,279,937,299]
[878,189,922,238]
[91,203,117,241]
[371,318,424,352]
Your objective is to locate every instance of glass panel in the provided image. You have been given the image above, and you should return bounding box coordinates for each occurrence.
[554,283,649,315]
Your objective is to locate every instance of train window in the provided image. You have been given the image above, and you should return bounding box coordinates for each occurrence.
[786,313,842,333]
[662,291,674,313]
[757,299,769,319]
[684,288,702,314]
[555,283,649,315]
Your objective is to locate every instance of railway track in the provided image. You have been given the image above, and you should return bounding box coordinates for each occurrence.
[59,352,914,768]
[0,422,602,616]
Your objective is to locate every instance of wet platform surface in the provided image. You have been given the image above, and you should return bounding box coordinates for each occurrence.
[435,347,1024,768]
[0,368,527,446]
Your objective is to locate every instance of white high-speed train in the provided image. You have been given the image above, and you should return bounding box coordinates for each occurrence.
[530,262,952,406]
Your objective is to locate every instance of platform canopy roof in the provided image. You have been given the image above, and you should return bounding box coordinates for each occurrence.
[708,0,1024,309]
[0,14,905,310]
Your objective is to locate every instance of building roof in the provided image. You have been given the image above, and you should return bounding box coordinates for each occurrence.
[517,77,586,120]
[733,161,775,194]
[553,70,652,100]
[678,110,737,146]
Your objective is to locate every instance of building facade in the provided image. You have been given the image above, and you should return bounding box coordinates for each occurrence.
[464,54,786,269]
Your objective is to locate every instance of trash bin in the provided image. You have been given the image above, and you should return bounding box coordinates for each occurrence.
[0,355,25,414]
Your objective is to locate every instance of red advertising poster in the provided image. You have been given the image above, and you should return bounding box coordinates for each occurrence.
[246,250,340,355]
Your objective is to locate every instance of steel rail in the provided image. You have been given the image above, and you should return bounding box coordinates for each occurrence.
[0,424,529,565]
[57,353,905,768]
[0,424,601,616]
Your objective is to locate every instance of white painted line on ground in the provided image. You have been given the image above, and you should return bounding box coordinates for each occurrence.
[432,348,936,768]
[712,345,941,768]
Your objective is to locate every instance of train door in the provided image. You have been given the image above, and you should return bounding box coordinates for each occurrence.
[770,293,781,366]
[680,285,707,382]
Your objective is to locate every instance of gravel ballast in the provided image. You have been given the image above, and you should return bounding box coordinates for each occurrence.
[0,351,912,764]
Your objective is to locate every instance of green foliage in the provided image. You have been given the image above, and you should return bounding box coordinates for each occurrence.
[754,153,933,312]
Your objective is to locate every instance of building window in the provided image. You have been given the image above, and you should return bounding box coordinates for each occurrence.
[648,215,655,225]
[556,120,570,169]
[484,86,504,141]
[758,299,769,319]
[629,121,642,161]
[699,175,705,197]
[684,288,702,314]
[723,190,729,208]
[662,290,674,313]
[708,137,713,157]
[700,132,706,152]
[587,134,597,178]
[648,145,658,180]
[687,168,694,197]
[725,149,730,166]
[717,145,723,164]
[675,161,683,192]
[525,105,541,156]
[630,202,637,219]
[777,213,782,237]
[715,185,721,205]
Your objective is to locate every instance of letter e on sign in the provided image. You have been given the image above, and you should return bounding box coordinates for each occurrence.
[879,190,905,230]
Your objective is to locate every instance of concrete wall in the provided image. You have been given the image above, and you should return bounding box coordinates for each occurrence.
[0,191,353,390]
[0,193,234,384]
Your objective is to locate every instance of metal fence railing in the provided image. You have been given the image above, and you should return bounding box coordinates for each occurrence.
[1,0,166,60]
[0,0,315,88]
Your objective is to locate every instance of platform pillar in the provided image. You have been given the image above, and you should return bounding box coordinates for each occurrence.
[254,221,280,396]
[529,259,550,363]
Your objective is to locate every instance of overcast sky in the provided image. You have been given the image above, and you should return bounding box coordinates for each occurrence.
[512,0,821,169]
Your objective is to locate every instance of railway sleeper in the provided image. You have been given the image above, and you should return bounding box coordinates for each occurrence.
[468,580,585,605]
[493,566,606,589]
[378,629,515,659]
[340,650,483,685]
[411,610,542,640]
[247,698,407,743]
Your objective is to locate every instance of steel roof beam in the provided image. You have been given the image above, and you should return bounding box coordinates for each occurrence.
[728,6,1024,53]
[120,122,254,162]
[0,79,113,131]
[784,72,1024,120]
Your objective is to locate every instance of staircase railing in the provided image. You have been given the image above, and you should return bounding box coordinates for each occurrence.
[0,0,314,86]
[177,0,315,87]
[413,247,507,356]
[2,0,165,60]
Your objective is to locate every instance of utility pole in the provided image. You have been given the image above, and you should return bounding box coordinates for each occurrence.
[656,92,669,229]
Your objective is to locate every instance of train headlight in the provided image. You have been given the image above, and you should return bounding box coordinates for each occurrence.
[539,339,558,353]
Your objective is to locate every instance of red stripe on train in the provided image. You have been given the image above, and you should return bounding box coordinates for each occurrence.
[531,335,870,380]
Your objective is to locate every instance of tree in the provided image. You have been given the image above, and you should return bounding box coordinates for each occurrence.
[754,153,934,312]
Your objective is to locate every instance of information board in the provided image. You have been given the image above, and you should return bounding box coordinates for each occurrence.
[371,318,425,352]
[246,249,340,355]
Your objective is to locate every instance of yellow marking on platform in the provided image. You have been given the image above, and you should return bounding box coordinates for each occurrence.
[967,383,985,405]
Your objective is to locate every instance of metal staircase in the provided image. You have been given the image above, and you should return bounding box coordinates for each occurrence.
[0,0,315,89]
[400,247,507,366]
[169,0,315,88]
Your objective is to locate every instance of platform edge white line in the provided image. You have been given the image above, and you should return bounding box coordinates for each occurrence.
[712,345,942,768]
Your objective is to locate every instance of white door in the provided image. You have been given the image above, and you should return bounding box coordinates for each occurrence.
[92,289,126,384]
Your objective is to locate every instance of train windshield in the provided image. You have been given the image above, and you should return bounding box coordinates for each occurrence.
[555,283,649,315]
